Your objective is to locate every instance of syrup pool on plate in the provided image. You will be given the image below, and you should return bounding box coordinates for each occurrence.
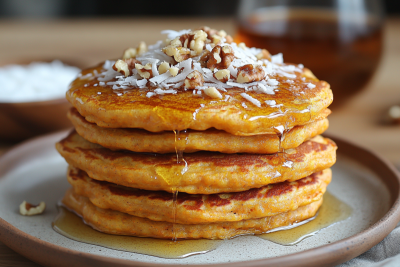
[52,191,352,258]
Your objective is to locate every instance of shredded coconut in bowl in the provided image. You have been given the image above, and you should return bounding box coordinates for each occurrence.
[0,60,80,103]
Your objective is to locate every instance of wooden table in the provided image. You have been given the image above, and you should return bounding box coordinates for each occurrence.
[0,17,399,266]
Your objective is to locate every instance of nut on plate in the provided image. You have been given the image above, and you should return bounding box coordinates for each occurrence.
[388,105,400,124]
[237,64,265,83]
[19,201,46,216]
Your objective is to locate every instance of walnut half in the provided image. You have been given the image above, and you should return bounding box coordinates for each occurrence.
[205,45,235,71]
[19,201,46,216]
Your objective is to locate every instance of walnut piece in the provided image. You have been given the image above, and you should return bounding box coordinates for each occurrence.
[122,41,147,59]
[256,49,271,61]
[19,201,46,216]
[158,62,170,74]
[199,26,234,44]
[238,42,247,50]
[163,30,207,62]
[204,87,222,99]
[214,69,230,82]
[388,105,400,124]
[184,70,204,89]
[135,63,153,79]
[206,45,235,71]
[112,58,139,77]
[113,59,130,77]
[237,64,265,84]
[169,67,179,76]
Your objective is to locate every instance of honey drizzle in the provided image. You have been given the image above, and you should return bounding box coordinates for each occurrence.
[52,205,222,258]
[172,130,189,241]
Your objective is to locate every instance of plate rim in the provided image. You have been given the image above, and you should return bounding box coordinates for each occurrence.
[0,130,399,267]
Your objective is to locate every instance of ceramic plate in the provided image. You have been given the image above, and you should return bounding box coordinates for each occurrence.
[0,130,399,267]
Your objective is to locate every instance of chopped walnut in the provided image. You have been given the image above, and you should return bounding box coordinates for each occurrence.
[123,48,137,59]
[238,42,247,50]
[388,105,400,124]
[158,62,170,74]
[205,45,235,71]
[163,30,207,62]
[112,58,140,77]
[204,87,222,99]
[169,66,179,76]
[199,26,233,44]
[19,201,46,216]
[214,69,230,82]
[113,59,130,77]
[184,70,204,89]
[135,63,153,79]
[256,49,271,61]
[122,41,147,59]
[237,64,265,83]
[163,45,191,63]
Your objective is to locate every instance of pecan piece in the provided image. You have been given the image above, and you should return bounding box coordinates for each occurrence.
[237,64,265,84]
[207,45,235,71]
[184,70,204,89]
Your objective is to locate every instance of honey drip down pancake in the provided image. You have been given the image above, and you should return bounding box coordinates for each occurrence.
[62,189,323,240]
[68,166,331,224]
[68,107,330,154]
[56,131,337,194]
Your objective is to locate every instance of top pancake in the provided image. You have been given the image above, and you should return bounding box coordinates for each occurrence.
[66,29,332,136]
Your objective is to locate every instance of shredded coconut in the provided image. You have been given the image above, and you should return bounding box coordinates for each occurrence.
[307,83,316,89]
[0,60,80,102]
[240,93,261,107]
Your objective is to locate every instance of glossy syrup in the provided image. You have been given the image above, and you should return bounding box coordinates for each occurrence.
[52,206,222,258]
[259,191,352,245]
[52,191,352,258]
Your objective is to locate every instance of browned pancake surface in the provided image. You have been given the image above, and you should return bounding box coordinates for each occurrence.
[56,131,337,194]
[68,166,330,224]
[68,107,330,154]
[67,64,332,135]
[62,188,323,239]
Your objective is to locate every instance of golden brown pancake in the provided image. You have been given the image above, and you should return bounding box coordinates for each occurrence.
[68,166,331,224]
[68,65,332,136]
[56,131,337,194]
[68,107,330,154]
[62,188,323,239]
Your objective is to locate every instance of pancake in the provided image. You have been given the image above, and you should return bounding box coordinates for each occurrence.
[67,28,332,136]
[68,107,330,154]
[62,188,323,240]
[56,131,337,194]
[68,166,331,224]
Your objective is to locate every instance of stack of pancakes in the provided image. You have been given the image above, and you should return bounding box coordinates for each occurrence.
[56,27,336,240]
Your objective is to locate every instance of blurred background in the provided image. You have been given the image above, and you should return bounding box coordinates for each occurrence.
[0,0,399,17]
